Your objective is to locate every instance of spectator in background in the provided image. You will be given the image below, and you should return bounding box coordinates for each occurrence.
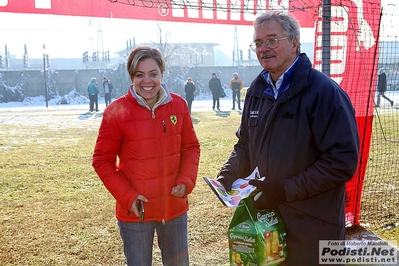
[102,76,114,107]
[184,77,196,114]
[376,68,393,107]
[87,77,99,112]
[92,46,200,266]
[216,11,359,265]
[229,72,244,110]
[209,73,222,111]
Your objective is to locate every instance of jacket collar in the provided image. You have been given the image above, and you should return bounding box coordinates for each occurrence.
[262,56,300,99]
[129,84,172,110]
[248,53,312,101]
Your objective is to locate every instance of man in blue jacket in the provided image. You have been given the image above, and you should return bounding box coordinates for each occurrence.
[217,11,359,265]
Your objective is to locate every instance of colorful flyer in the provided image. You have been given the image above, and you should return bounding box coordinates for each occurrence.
[203,167,264,207]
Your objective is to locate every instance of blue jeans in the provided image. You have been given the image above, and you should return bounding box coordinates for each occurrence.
[104,93,112,107]
[118,213,189,266]
[232,90,241,109]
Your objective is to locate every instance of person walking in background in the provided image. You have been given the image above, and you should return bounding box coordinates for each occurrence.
[229,72,244,110]
[92,46,200,266]
[87,77,99,112]
[184,77,196,114]
[102,76,114,107]
[216,11,359,265]
[209,73,222,111]
[376,68,393,107]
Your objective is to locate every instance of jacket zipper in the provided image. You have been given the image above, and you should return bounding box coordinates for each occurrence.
[161,120,166,224]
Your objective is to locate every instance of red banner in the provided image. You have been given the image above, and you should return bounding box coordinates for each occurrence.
[0,0,318,27]
[313,0,381,226]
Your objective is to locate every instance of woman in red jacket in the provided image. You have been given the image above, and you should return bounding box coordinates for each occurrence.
[92,46,200,266]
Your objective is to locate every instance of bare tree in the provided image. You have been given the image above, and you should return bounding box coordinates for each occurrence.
[151,23,181,64]
[147,23,213,96]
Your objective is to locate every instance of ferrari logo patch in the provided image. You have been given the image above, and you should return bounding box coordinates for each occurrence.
[170,115,177,125]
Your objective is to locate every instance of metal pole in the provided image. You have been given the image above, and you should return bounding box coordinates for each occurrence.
[322,0,331,76]
[5,44,9,69]
[43,44,48,107]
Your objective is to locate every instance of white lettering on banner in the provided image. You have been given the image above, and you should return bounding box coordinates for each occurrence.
[1,0,314,26]
[315,6,349,85]
[0,0,51,8]
[35,0,51,9]
[268,0,289,10]
[187,3,199,19]
[315,6,348,80]
[201,0,219,20]
[241,0,288,23]
[351,0,376,51]
[169,0,289,22]
[0,0,51,9]
[314,0,376,85]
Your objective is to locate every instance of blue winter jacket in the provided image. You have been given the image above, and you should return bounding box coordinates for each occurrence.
[218,53,360,224]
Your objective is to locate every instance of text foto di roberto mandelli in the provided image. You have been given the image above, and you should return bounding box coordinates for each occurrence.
[319,240,397,265]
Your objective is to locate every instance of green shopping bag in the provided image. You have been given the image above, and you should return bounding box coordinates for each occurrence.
[220,88,226,98]
[228,195,287,266]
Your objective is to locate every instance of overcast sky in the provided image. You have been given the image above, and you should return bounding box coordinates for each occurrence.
[0,0,397,60]
[0,14,295,59]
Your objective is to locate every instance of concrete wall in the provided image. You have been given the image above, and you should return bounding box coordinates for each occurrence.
[0,65,263,100]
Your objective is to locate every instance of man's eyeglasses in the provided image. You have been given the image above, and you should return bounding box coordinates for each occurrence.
[249,37,289,52]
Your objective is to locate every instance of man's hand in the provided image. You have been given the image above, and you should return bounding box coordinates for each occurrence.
[217,175,234,191]
[171,184,186,198]
[249,180,286,210]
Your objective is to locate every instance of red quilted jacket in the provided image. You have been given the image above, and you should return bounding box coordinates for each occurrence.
[92,86,200,223]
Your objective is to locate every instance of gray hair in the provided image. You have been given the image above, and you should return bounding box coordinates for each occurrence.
[254,11,301,55]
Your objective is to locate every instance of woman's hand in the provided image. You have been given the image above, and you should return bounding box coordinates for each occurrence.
[130,195,148,217]
[171,184,186,198]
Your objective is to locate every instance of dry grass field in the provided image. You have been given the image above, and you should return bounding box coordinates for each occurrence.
[0,108,397,265]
